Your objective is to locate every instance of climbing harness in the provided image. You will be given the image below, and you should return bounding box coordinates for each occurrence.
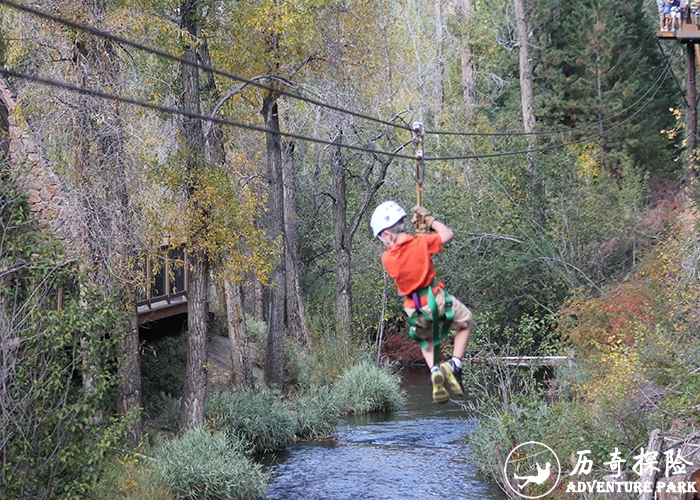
[406,280,455,367]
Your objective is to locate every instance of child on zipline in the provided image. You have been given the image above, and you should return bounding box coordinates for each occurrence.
[371,201,472,403]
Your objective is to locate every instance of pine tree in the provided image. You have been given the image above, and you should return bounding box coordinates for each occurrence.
[531,0,678,175]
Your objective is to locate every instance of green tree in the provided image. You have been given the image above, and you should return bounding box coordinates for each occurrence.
[0,174,125,499]
[531,0,678,175]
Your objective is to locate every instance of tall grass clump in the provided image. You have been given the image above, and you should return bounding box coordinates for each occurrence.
[206,387,296,453]
[92,448,172,500]
[304,308,360,384]
[335,359,405,414]
[292,385,341,440]
[152,428,268,500]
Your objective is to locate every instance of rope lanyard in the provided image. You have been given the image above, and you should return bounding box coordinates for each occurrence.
[411,122,428,235]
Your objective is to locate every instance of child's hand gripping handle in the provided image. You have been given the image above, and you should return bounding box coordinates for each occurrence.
[412,205,435,235]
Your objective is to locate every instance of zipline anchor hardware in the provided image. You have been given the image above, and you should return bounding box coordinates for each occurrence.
[411,122,429,234]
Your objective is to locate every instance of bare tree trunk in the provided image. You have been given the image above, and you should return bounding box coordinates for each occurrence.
[0,285,17,465]
[595,18,606,175]
[514,0,545,225]
[253,273,265,322]
[687,43,697,177]
[117,311,141,445]
[178,0,209,430]
[331,132,353,344]
[262,93,286,389]
[224,280,253,386]
[179,252,209,429]
[638,429,664,500]
[515,0,536,136]
[459,0,477,119]
[327,127,398,347]
[72,0,141,440]
[434,0,446,125]
[282,142,308,344]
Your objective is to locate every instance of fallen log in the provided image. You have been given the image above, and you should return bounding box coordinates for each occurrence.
[469,356,570,367]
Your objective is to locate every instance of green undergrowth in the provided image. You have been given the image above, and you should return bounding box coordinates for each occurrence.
[205,385,341,453]
[93,429,268,500]
[334,359,406,414]
[97,322,405,499]
[153,428,268,500]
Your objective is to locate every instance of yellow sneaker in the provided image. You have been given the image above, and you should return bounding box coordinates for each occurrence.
[440,360,464,397]
[431,369,449,404]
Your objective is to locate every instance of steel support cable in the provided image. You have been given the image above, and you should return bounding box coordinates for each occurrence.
[432,130,606,294]
[0,68,416,160]
[422,65,671,162]
[0,0,413,133]
[656,39,689,108]
[425,52,678,138]
[0,0,673,163]
[3,58,670,167]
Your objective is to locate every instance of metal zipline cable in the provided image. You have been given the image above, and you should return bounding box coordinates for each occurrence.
[0,68,417,160]
[425,57,670,280]
[2,63,670,165]
[0,0,677,152]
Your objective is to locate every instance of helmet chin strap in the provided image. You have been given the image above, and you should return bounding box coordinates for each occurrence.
[379,232,397,247]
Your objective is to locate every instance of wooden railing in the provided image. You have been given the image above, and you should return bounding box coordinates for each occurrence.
[136,248,188,324]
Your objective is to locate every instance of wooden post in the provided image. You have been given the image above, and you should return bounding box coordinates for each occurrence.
[638,428,664,500]
[145,257,152,305]
[688,42,697,176]
[164,250,171,303]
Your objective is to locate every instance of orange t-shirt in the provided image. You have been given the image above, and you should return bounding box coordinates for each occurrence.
[381,233,444,308]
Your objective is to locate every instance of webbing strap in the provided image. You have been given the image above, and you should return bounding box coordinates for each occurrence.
[407,284,454,366]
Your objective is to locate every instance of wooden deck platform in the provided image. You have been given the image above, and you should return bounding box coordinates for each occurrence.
[137,293,188,324]
[657,25,700,42]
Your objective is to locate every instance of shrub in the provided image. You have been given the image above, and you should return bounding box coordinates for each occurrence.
[335,359,405,414]
[152,427,268,500]
[284,338,311,388]
[92,448,171,500]
[292,385,341,440]
[245,314,267,342]
[304,308,360,384]
[206,387,296,453]
[141,332,187,421]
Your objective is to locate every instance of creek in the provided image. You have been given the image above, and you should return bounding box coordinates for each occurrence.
[262,369,507,499]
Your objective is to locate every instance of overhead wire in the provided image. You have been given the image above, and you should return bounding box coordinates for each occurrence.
[0,0,413,133]
[0,0,678,157]
[423,54,675,161]
[424,47,672,290]
[656,38,690,107]
[0,68,417,160]
[4,63,647,165]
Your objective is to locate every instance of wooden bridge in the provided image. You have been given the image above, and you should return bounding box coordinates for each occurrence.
[136,247,189,325]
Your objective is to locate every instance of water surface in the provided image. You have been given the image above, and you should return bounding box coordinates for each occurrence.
[264,369,507,500]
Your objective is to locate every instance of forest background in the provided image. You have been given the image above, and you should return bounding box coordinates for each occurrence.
[2,0,700,497]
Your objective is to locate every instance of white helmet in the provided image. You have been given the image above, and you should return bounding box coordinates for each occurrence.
[370,201,407,237]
